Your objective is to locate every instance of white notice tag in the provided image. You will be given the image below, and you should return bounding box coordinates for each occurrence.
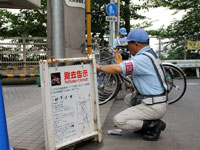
[107,128,123,135]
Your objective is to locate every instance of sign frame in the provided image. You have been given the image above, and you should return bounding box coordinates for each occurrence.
[40,57,102,150]
[106,16,117,22]
[106,3,117,16]
[187,40,200,50]
[65,0,85,8]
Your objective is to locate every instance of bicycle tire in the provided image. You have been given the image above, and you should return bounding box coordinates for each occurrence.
[97,72,121,105]
[163,63,187,104]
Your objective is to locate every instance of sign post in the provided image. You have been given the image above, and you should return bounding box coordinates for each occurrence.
[40,57,102,150]
[106,2,118,47]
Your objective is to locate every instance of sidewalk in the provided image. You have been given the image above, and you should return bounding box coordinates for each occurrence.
[4,81,200,150]
[3,85,115,150]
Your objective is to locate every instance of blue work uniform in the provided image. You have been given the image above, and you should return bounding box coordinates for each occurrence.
[113,46,167,132]
[119,46,164,96]
[113,37,127,48]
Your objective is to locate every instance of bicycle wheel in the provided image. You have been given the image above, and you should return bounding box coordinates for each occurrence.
[163,63,187,104]
[97,72,121,105]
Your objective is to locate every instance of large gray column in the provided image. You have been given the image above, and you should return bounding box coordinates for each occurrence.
[64,3,85,57]
[50,0,65,59]
[47,0,85,58]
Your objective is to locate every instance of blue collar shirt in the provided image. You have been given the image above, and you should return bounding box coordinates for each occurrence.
[113,37,127,48]
[119,46,164,95]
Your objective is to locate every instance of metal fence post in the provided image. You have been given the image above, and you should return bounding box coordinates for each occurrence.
[184,37,187,60]
[0,79,13,150]
[37,67,41,87]
[23,38,26,67]
[158,37,161,59]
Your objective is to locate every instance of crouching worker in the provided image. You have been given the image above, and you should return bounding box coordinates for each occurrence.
[96,28,168,141]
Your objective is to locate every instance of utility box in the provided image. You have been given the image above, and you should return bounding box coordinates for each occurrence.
[47,0,86,58]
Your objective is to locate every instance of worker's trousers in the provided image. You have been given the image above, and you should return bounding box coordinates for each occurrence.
[113,93,167,131]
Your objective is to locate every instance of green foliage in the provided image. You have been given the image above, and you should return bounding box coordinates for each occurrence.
[0,0,47,37]
[150,0,200,59]
[154,0,200,10]
[91,0,156,42]
[1,0,156,41]
[91,0,108,38]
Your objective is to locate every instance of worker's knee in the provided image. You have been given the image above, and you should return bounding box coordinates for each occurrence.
[113,114,126,125]
[113,114,143,131]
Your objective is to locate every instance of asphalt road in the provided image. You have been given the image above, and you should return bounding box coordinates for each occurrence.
[77,79,200,150]
[2,79,200,150]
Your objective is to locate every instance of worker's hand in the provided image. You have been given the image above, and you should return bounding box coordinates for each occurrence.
[96,64,101,72]
[130,84,135,93]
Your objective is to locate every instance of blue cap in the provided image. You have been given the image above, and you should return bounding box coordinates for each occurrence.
[119,28,127,35]
[126,28,149,43]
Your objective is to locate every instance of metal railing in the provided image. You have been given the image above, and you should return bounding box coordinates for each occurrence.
[162,59,200,78]
[0,37,48,68]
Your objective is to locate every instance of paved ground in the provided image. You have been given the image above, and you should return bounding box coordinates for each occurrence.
[77,79,200,150]
[2,79,200,150]
[3,84,114,150]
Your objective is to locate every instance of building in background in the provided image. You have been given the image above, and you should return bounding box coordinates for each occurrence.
[0,0,41,9]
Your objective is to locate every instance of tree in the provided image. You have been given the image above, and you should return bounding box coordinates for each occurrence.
[121,0,155,33]
[1,0,155,41]
[148,0,200,59]
[91,0,155,46]
[0,0,47,37]
[90,0,108,39]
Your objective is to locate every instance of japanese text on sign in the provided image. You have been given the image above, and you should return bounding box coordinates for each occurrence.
[65,0,85,8]
[187,40,200,50]
[106,16,117,22]
[49,64,94,145]
[64,70,88,84]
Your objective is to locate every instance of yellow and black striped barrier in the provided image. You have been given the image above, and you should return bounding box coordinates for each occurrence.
[0,74,40,79]
[0,66,38,71]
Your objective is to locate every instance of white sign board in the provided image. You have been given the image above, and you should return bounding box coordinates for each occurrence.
[111,0,117,3]
[106,16,117,22]
[40,57,102,150]
[65,0,85,8]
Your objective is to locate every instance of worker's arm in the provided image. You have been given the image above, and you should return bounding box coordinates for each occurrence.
[96,64,122,74]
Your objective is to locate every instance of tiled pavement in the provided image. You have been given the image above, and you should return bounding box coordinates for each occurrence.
[3,85,115,150]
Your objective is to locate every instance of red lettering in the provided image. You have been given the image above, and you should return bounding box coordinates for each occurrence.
[71,71,77,79]
[83,70,88,77]
[77,70,82,78]
[64,72,70,80]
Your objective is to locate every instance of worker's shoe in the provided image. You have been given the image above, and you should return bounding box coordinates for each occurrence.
[134,128,146,134]
[142,120,166,141]
[134,120,158,134]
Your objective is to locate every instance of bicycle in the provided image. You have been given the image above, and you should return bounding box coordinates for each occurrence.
[162,63,187,104]
[96,46,133,105]
[96,46,187,105]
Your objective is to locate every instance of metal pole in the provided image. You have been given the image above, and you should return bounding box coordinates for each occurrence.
[22,38,26,67]
[184,37,187,60]
[115,0,120,38]
[113,21,115,43]
[109,0,115,47]
[117,0,120,36]
[158,37,161,59]
[86,0,92,55]
[50,0,65,59]
[109,21,114,47]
